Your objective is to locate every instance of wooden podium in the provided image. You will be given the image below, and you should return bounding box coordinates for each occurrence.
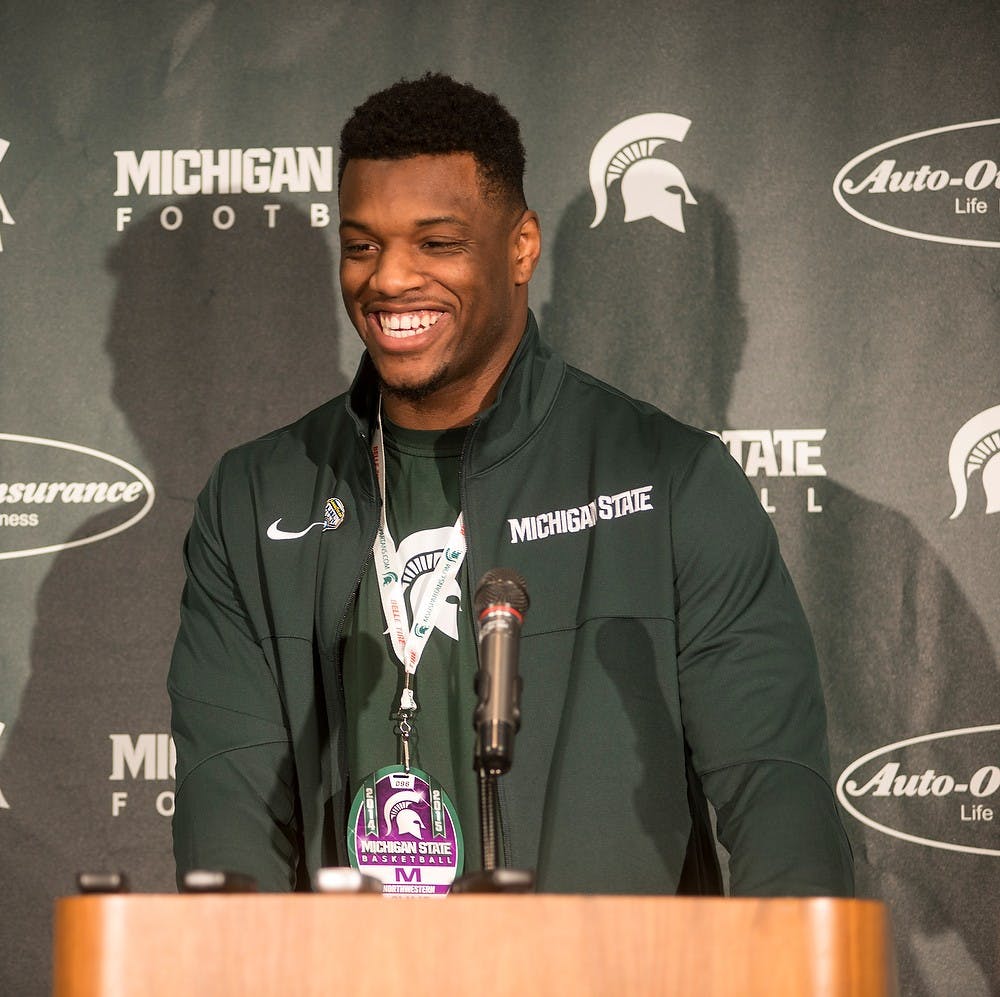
[53,894,897,996]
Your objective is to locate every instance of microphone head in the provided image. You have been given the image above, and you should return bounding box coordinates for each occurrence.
[474,568,529,616]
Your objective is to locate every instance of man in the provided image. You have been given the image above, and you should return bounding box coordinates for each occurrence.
[169,73,854,896]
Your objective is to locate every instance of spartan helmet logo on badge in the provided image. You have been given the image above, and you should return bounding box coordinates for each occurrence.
[948,404,1000,519]
[589,113,698,233]
[384,789,426,838]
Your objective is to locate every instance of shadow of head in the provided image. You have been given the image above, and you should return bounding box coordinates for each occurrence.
[104,196,346,493]
[543,181,746,430]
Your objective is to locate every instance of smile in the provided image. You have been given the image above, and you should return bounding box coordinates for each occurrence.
[377,310,444,339]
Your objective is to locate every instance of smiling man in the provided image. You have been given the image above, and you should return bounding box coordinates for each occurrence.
[338,151,538,429]
[169,74,854,897]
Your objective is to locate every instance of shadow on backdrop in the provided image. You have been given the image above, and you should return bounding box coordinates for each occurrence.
[543,185,745,431]
[0,197,346,996]
[542,184,998,997]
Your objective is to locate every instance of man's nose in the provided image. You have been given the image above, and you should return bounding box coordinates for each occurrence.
[370,245,422,297]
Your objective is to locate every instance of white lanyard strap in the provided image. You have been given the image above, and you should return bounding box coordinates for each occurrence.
[371,405,467,713]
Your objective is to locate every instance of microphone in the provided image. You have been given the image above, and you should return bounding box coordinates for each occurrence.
[473,568,529,776]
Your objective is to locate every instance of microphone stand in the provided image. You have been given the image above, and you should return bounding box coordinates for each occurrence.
[451,569,535,895]
[451,762,533,894]
[478,765,500,873]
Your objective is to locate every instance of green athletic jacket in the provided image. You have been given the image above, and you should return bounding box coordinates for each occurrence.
[169,313,854,896]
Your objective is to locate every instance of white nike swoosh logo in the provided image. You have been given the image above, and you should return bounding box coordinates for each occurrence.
[266,519,324,541]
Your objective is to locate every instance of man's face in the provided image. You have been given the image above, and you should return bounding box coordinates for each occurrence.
[339,153,538,427]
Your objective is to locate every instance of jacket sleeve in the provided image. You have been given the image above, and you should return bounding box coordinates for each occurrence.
[670,437,854,896]
[168,460,300,891]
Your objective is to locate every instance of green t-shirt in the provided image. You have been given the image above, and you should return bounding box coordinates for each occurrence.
[341,419,481,869]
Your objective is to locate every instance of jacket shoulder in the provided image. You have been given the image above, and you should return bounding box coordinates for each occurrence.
[212,393,353,479]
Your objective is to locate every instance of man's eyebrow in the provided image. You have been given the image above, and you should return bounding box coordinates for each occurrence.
[414,215,470,228]
[339,215,471,232]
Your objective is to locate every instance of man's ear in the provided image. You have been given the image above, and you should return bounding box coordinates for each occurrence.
[512,210,541,286]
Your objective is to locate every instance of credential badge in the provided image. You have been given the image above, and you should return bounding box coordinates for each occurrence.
[347,765,464,896]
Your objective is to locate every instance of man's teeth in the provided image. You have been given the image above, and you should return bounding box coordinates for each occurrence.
[378,311,442,338]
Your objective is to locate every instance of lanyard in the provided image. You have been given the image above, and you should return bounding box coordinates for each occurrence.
[371,403,467,737]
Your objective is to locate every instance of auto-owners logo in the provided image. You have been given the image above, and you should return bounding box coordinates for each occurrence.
[834,119,1000,247]
[0,434,154,559]
[837,724,1000,856]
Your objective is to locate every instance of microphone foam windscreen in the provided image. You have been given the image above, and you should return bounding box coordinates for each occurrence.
[474,568,530,616]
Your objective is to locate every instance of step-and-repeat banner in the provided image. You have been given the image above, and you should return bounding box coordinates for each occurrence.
[1,3,997,993]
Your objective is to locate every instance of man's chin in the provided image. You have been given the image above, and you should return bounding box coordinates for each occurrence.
[378,366,449,405]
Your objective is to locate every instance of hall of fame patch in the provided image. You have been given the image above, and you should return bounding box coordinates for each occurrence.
[347,765,464,896]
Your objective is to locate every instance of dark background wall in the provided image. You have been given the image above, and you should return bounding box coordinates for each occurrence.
[1,3,997,993]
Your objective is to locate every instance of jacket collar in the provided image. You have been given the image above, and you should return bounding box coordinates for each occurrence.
[346,310,565,474]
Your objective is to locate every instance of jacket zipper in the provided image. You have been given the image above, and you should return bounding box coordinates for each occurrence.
[331,431,381,849]
[333,430,381,686]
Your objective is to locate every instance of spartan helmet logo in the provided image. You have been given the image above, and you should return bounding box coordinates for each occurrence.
[396,526,462,641]
[0,138,15,252]
[384,789,425,838]
[589,113,698,233]
[0,721,8,809]
[948,404,1000,519]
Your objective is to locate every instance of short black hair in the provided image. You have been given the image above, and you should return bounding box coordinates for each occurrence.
[338,72,526,210]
